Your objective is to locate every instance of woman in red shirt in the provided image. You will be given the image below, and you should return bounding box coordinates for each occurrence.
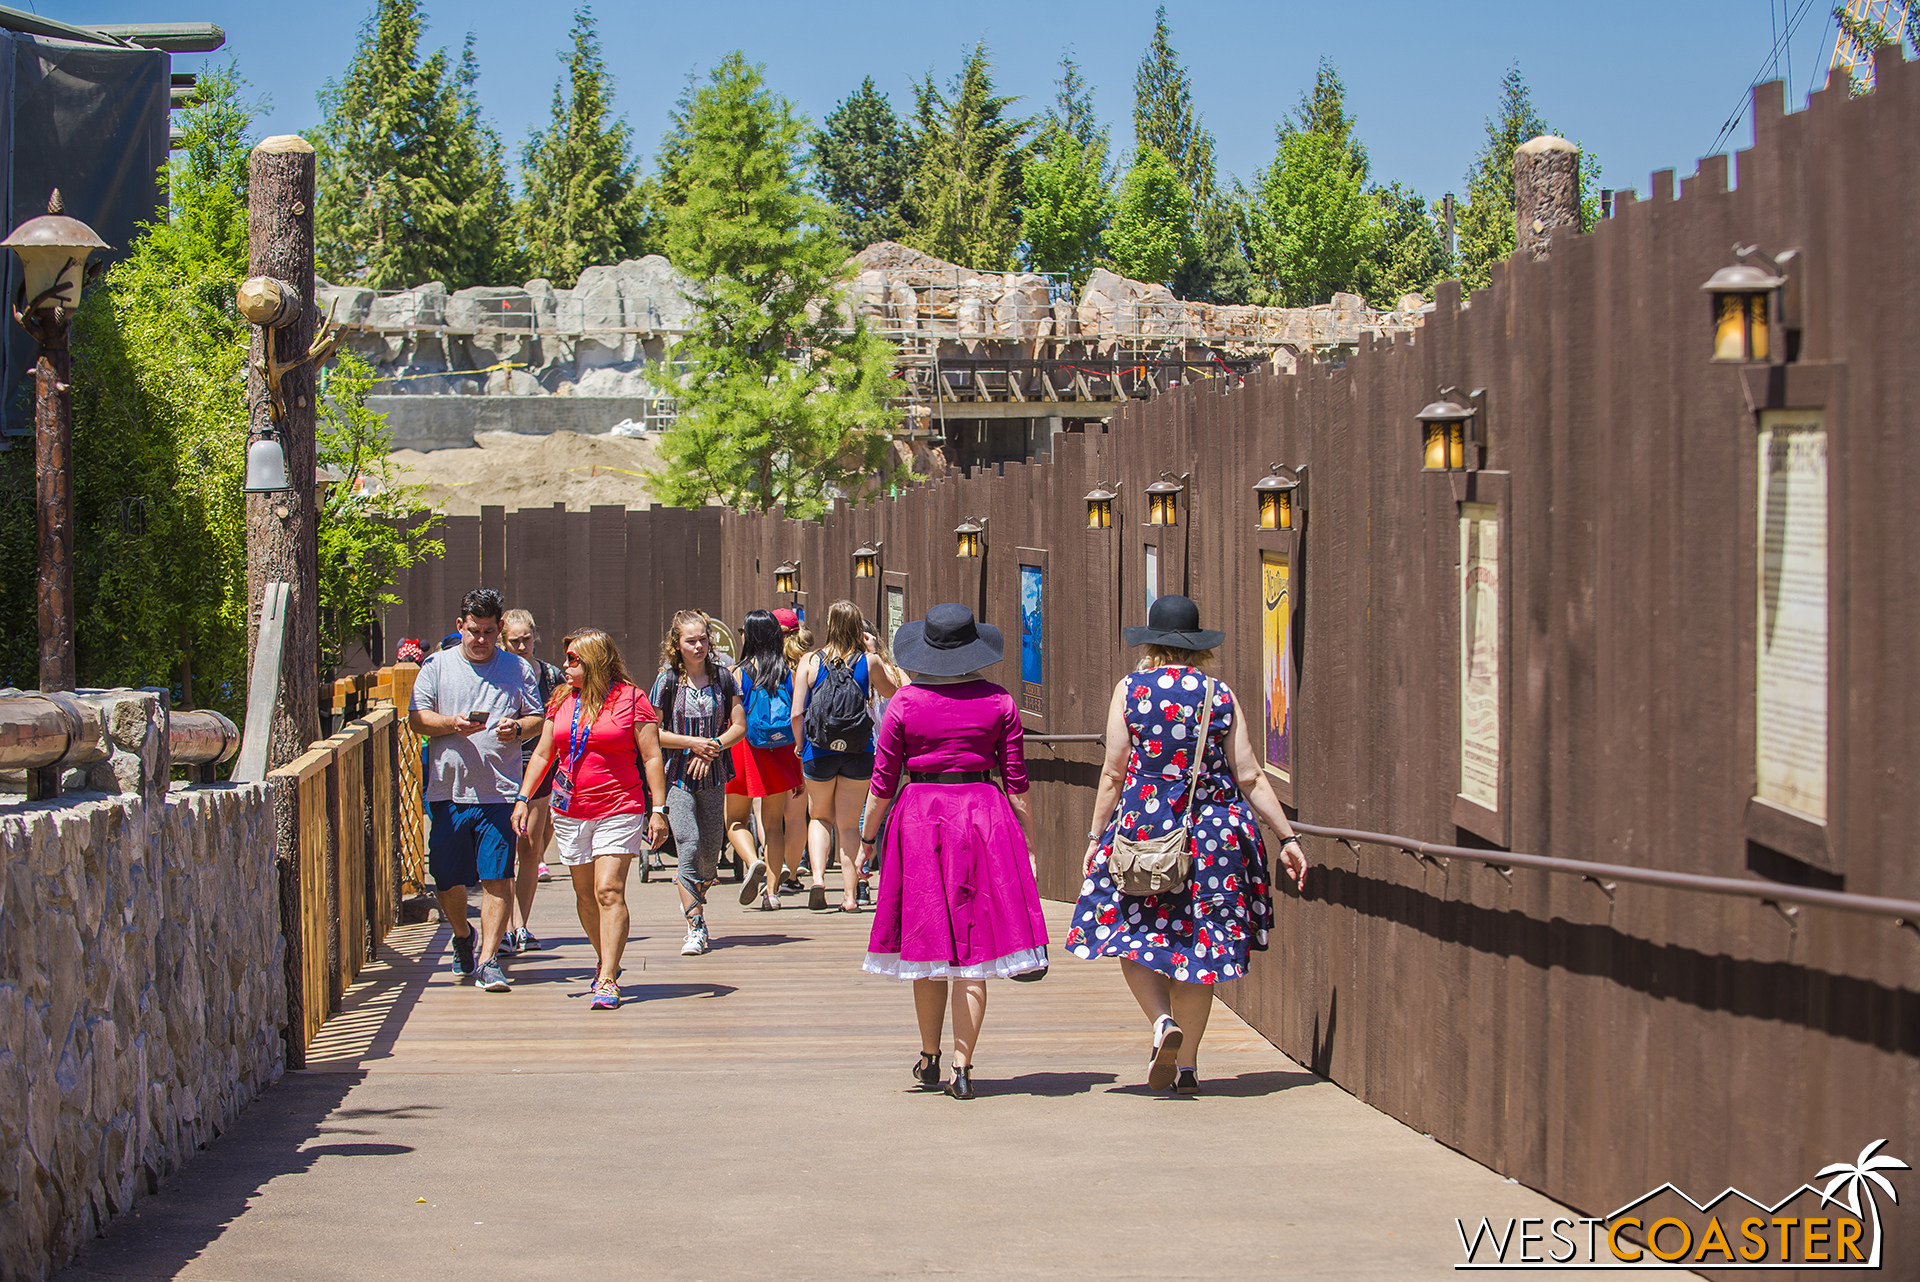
[514,629,669,1010]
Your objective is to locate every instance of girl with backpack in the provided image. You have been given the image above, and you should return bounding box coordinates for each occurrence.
[791,599,900,912]
[651,610,748,956]
[725,609,805,911]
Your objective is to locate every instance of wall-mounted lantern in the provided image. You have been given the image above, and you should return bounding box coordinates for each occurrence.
[852,542,881,578]
[1145,472,1188,526]
[1701,248,1787,362]
[774,559,800,595]
[1416,393,1476,473]
[1084,482,1119,529]
[954,516,987,559]
[1252,463,1304,530]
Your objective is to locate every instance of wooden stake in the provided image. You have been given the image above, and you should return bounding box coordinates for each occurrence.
[245,135,321,770]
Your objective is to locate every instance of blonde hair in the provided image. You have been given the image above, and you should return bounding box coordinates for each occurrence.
[564,629,633,723]
[783,624,814,665]
[1139,645,1215,672]
[659,610,714,679]
[501,608,537,635]
[820,599,865,662]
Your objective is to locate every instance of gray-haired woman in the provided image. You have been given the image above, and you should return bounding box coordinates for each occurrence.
[1067,594,1309,1095]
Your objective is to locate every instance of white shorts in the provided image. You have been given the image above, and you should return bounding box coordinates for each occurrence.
[552,811,650,865]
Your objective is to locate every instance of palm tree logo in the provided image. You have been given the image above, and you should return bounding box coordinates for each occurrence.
[1817,1139,1909,1267]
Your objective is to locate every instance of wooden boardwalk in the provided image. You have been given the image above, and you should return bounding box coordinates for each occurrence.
[59,876,1613,1280]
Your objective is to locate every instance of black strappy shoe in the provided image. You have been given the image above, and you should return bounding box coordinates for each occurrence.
[946,1065,976,1100]
[913,1050,941,1087]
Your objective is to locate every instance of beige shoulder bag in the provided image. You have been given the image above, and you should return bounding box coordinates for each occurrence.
[1106,677,1214,896]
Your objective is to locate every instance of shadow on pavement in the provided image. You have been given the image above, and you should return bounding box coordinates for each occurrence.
[55,1073,405,1281]
[1104,1068,1321,1098]
[627,982,739,1002]
[707,933,805,949]
[985,1070,1119,1097]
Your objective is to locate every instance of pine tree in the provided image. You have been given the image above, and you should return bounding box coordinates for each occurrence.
[1106,145,1191,285]
[1021,52,1112,287]
[1132,6,1215,204]
[1356,182,1447,307]
[1244,58,1378,306]
[1455,63,1549,291]
[904,42,1030,270]
[812,78,911,249]
[311,0,516,289]
[650,53,896,519]
[516,7,646,287]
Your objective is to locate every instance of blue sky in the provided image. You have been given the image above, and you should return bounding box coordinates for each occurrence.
[57,1,1853,201]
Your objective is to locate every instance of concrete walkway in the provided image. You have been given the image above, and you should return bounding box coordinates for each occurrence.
[60,873,1603,1280]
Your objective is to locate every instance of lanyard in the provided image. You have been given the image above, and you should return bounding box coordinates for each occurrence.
[565,694,592,779]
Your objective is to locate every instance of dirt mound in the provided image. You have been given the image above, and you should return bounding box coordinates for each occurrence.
[387,430,668,515]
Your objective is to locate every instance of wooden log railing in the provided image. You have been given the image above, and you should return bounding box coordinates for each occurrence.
[267,701,406,1067]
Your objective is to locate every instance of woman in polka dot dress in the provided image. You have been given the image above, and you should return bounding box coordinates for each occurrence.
[1067,595,1309,1096]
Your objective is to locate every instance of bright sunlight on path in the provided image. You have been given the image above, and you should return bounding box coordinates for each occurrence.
[58,873,1629,1281]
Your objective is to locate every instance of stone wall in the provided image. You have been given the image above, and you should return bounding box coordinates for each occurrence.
[369,394,659,453]
[0,784,283,1280]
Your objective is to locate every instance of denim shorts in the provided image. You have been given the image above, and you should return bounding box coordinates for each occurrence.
[428,800,516,889]
[803,750,875,782]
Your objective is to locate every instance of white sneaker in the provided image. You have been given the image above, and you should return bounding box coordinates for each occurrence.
[696,922,712,953]
[759,892,780,911]
[681,921,711,956]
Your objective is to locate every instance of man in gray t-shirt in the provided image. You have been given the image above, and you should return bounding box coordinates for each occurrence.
[408,588,542,991]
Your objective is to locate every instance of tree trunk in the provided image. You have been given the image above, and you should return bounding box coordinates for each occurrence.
[245,135,322,769]
[1514,135,1581,263]
[35,324,73,694]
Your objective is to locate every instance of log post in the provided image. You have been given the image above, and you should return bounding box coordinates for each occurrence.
[1514,135,1581,262]
[245,136,321,770]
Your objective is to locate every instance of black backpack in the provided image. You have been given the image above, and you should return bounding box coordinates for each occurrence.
[803,652,872,752]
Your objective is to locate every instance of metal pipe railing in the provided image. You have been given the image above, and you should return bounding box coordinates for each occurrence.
[1289,819,1920,925]
[1019,729,1919,925]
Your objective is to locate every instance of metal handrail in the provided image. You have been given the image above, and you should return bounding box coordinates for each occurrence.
[1020,729,1919,924]
[1290,819,1920,925]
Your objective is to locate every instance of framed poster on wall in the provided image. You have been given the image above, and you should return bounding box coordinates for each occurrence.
[1452,478,1510,847]
[1261,550,1293,786]
[1737,359,1848,876]
[883,570,908,652]
[1016,549,1048,723]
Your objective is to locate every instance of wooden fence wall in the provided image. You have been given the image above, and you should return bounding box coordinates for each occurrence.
[719,64,1920,1252]
[381,505,725,670]
[268,704,406,1066]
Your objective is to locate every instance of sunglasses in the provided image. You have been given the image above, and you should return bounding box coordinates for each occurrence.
[565,652,582,664]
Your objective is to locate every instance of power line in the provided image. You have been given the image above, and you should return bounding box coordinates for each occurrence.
[1706,0,1821,160]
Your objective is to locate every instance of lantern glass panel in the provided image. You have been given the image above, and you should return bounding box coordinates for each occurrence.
[1713,294,1748,360]
[1747,294,1769,360]
[1278,491,1293,530]
[1423,423,1449,471]
[1449,424,1465,470]
[1257,491,1278,530]
[854,555,875,578]
[1087,498,1112,529]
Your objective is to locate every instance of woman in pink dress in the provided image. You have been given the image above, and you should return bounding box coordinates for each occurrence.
[858,604,1049,1100]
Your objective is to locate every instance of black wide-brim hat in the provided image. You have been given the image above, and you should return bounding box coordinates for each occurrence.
[1123,594,1226,650]
[892,602,1004,677]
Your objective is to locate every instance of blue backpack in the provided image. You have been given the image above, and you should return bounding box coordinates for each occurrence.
[745,677,795,748]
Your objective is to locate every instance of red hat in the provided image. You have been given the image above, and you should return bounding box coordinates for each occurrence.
[772,608,799,631]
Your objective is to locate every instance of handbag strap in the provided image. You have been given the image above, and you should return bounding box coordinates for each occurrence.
[1174,675,1215,838]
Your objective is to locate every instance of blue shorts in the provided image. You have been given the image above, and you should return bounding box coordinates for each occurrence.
[428,800,517,890]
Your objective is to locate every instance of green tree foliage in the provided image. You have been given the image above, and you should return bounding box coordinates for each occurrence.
[516,6,647,286]
[1245,59,1377,306]
[311,0,517,289]
[1132,9,1251,301]
[1132,6,1215,204]
[905,43,1030,270]
[315,355,442,675]
[1106,145,1191,285]
[812,78,912,249]
[650,53,896,519]
[1356,182,1448,307]
[1455,63,1549,291]
[1835,1,1920,91]
[1021,53,1112,288]
[2,70,439,711]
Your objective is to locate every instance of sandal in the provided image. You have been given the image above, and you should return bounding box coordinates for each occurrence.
[913,1050,941,1087]
[835,902,861,913]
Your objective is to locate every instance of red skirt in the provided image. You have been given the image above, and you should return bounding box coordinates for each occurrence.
[726,739,804,797]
